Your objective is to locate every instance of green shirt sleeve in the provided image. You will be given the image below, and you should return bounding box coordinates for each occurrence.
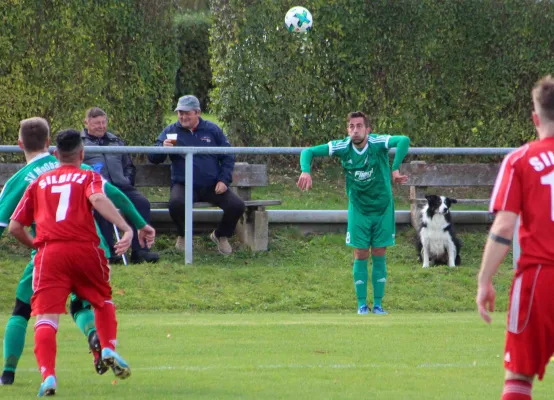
[79,163,147,229]
[300,143,331,173]
[387,135,410,171]
[104,183,147,229]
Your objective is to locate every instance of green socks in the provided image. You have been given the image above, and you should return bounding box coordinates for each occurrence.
[73,308,96,338]
[3,316,28,372]
[353,259,369,308]
[372,254,387,307]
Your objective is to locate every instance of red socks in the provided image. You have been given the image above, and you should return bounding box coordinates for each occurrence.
[94,301,118,351]
[34,321,57,380]
[502,379,532,399]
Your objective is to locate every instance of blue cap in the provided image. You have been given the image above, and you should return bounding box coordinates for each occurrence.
[175,95,201,112]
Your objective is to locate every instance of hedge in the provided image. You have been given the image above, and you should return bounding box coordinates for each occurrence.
[209,0,554,148]
[174,12,213,110]
[0,0,176,150]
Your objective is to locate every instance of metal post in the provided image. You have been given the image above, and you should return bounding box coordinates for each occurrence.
[185,153,194,264]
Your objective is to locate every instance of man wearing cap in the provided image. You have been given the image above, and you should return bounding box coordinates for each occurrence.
[82,107,159,264]
[148,95,245,255]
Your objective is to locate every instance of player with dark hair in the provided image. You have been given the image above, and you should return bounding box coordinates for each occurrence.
[10,129,154,396]
[0,120,155,387]
[297,111,410,315]
[477,75,554,400]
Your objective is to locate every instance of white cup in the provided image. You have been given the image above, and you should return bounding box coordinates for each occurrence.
[166,133,177,145]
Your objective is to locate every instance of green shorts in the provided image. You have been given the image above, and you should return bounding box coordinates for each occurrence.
[346,200,396,249]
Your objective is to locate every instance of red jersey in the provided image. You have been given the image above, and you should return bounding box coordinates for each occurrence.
[490,137,554,270]
[11,165,105,247]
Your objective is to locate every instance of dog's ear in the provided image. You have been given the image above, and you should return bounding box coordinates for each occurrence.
[450,198,458,204]
[425,194,433,201]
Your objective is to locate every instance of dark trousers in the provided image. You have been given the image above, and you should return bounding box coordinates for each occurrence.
[169,183,246,238]
[95,186,152,254]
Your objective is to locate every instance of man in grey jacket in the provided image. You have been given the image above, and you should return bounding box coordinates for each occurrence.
[82,107,159,264]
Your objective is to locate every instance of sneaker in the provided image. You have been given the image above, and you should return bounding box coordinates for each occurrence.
[101,348,131,380]
[372,305,388,315]
[175,236,185,251]
[357,305,369,315]
[0,371,14,385]
[210,231,232,255]
[37,375,56,397]
[88,331,108,375]
[130,249,159,264]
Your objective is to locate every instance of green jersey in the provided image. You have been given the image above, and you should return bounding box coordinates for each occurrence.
[329,134,392,215]
[0,153,59,232]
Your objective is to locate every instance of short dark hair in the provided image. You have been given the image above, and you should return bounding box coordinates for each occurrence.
[55,129,83,161]
[19,117,49,152]
[533,76,554,124]
[85,107,107,120]
[347,111,371,129]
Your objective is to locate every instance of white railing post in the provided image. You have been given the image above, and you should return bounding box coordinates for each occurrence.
[185,153,194,264]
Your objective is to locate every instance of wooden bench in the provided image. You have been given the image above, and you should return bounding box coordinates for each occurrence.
[0,162,281,252]
[400,161,500,228]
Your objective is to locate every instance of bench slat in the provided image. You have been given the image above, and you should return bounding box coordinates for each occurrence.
[401,163,500,186]
[134,163,268,188]
[150,200,281,209]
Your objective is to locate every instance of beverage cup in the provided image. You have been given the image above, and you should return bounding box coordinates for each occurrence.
[167,133,177,145]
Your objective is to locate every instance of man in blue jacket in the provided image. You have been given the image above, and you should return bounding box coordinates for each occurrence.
[148,95,245,255]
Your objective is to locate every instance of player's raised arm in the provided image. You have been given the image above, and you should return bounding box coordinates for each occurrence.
[387,135,410,184]
[297,143,330,191]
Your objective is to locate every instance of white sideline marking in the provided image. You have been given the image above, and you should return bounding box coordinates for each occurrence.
[17,362,484,373]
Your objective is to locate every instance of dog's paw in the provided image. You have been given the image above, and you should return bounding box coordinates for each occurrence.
[448,264,457,268]
[422,264,430,268]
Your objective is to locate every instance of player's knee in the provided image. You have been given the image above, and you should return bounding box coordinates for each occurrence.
[69,297,91,319]
[371,247,387,257]
[354,248,369,260]
[504,369,534,383]
[12,298,32,320]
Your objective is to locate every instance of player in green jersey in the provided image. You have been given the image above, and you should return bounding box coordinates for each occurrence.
[297,111,410,315]
[0,117,155,385]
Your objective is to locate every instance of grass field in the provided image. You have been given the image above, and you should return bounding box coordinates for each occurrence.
[0,158,525,398]
[1,313,554,399]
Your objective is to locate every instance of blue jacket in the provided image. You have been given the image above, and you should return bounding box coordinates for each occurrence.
[147,118,235,188]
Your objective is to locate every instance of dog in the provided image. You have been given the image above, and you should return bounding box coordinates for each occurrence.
[416,195,462,268]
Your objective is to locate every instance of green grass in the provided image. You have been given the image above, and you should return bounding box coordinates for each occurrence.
[2,312,553,399]
[0,227,513,314]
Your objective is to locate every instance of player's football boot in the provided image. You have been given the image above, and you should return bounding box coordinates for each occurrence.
[372,305,388,315]
[88,331,108,375]
[357,305,369,315]
[37,375,56,397]
[101,348,131,379]
[0,370,15,385]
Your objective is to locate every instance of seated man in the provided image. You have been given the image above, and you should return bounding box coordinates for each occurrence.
[82,107,159,264]
[148,95,245,255]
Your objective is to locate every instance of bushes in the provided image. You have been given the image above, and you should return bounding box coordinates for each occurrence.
[0,0,176,147]
[209,0,554,148]
[174,12,212,110]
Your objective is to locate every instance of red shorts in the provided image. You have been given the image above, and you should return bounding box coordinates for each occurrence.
[504,265,554,380]
[31,241,112,315]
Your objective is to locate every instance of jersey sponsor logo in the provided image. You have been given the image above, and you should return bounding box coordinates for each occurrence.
[38,173,87,189]
[529,152,554,172]
[354,168,374,181]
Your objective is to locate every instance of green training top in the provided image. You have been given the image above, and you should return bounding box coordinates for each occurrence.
[300,134,410,215]
[0,153,147,255]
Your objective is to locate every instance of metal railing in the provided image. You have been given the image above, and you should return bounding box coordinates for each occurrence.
[0,145,517,264]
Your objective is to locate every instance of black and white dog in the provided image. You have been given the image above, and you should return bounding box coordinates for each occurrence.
[416,195,462,268]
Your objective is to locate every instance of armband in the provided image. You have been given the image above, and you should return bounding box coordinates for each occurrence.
[489,232,511,246]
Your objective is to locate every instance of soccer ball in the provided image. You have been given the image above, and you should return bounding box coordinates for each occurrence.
[285,6,313,33]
